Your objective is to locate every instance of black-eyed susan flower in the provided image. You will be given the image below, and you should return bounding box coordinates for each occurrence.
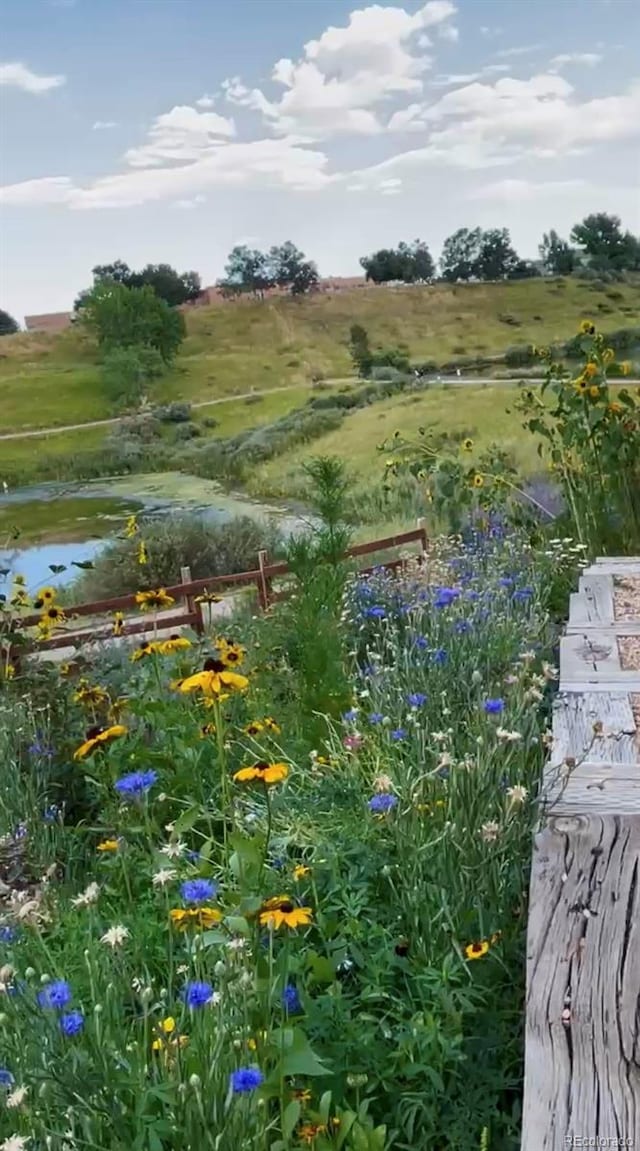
[73,724,127,761]
[263,716,281,734]
[589,385,600,399]
[73,680,109,707]
[574,375,588,392]
[234,761,288,786]
[465,939,490,961]
[258,896,312,931]
[195,589,222,604]
[130,640,160,662]
[462,438,474,452]
[33,586,56,610]
[472,474,484,489]
[291,1088,312,1105]
[200,722,217,737]
[293,864,310,881]
[298,1125,328,1144]
[579,319,595,335]
[244,720,264,736]
[113,611,125,637]
[169,907,222,931]
[215,638,245,667]
[158,634,191,655]
[177,658,249,697]
[40,605,65,628]
[135,588,175,611]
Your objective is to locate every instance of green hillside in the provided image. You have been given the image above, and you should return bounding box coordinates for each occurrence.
[2,277,640,435]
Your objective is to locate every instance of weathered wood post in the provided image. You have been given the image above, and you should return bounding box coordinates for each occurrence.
[521,557,640,1148]
[257,549,271,610]
[180,565,202,634]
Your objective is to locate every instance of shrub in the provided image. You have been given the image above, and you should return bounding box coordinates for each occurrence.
[172,421,202,441]
[154,401,192,423]
[504,345,537,368]
[71,513,286,599]
[498,313,521,326]
[101,345,165,409]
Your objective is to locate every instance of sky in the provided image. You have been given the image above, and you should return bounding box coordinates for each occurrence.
[1,0,639,322]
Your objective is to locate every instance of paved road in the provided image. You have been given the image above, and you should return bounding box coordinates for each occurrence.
[2,375,637,443]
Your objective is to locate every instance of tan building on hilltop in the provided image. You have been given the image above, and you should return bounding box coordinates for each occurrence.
[24,311,73,333]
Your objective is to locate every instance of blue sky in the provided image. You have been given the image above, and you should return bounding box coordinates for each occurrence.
[1,0,639,320]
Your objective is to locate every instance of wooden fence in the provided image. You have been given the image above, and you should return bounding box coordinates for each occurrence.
[14,523,427,655]
[522,556,640,1147]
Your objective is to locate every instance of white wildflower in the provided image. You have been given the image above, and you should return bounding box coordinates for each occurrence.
[506,785,528,806]
[373,774,393,793]
[496,728,523,743]
[152,868,177,888]
[100,924,130,949]
[160,841,185,860]
[71,882,100,909]
[209,990,221,1006]
[480,821,500,843]
[437,752,453,769]
[6,1086,28,1109]
[0,1136,31,1151]
[525,687,544,703]
[226,938,247,953]
[176,963,189,975]
[542,662,558,681]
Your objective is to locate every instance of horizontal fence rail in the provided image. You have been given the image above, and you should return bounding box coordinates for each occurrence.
[11,522,427,656]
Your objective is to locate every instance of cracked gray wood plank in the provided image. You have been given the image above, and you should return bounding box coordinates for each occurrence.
[522,815,640,1148]
[549,692,637,769]
[545,762,640,814]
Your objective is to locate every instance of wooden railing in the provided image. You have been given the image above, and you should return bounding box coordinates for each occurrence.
[15,523,427,654]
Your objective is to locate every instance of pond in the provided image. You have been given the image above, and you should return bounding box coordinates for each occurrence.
[0,472,307,592]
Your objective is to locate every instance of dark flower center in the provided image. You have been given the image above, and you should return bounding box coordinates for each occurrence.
[203,658,226,672]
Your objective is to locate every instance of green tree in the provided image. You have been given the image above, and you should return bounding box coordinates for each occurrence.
[360,239,434,283]
[539,229,576,275]
[74,260,201,310]
[101,345,165,408]
[439,227,483,281]
[218,246,275,297]
[269,241,319,295]
[475,228,521,280]
[0,309,19,336]
[349,323,373,377]
[570,213,640,273]
[82,281,185,363]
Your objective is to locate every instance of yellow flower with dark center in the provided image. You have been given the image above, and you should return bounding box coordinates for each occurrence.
[263,716,281,734]
[589,385,600,399]
[234,761,289,786]
[216,638,245,667]
[169,907,222,931]
[137,541,148,566]
[158,634,192,655]
[244,720,265,736]
[579,319,595,335]
[10,589,29,608]
[125,514,139,538]
[465,939,490,961]
[130,640,160,662]
[293,864,310,881]
[291,1088,312,1105]
[583,361,598,379]
[195,589,222,604]
[462,438,474,452]
[472,474,484,489]
[574,376,588,392]
[73,724,127,760]
[113,612,125,637]
[73,680,109,707]
[258,896,313,931]
[135,588,175,611]
[33,586,56,609]
[97,839,120,853]
[177,659,249,697]
[200,722,217,737]
[41,605,65,627]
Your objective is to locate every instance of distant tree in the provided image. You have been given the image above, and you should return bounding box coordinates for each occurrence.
[475,228,521,280]
[74,259,201,310]
[570,213,640,273]
[349,323,373,377]
[439,227,483,282]
[81,281,185,364]
[507,259,541,280]
[101,344,165,408]
[0,309,19,336]
[218,246,275,297]
[269,241,319,295]
[360,239,434,283]
[539,229,576,276]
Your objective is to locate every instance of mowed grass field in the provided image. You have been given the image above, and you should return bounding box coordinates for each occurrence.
[2,276,639,434]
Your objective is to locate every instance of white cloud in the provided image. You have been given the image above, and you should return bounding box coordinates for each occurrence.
[549,52,603,71]
[378,177,403,194]
[0,175,74,205]
[469,177,587,201]
[195,94,216,108]
[430,72,480,87]
[0,61,65,93]
[224,1,458,139]
[481,63,511,75]
[92,120,117,130]
[124,104,236,167]
[437,23,459,42]
[494,44,541,59]
[173,194,207,209]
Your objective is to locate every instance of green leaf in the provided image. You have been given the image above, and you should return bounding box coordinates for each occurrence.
[318,1090,332,1124]
[224,915,251,937]
[282,1100,301,1139]
[72,560,94,570]
[277,1028,331,1078]
[49,564,67,574]
[171,805,201,836]
[306,953,335,984]
[335,1112,358,1149]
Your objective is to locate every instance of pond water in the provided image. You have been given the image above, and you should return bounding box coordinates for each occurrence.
[0,471,308,592]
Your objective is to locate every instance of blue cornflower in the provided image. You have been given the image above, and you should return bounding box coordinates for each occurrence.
[38,979,72,1010]
[282,984,302,1013]
[368,794,398,814]
[364,605,386,619]
[499,577,514,588]
[13,824,27,841]
[183,981,213,1008]
[181,878,217,904]
[28,738,54,758]
[513,588,533,602]
[414,636,429,649]
[185,849,201,863]
[434,587,460,608]
[454,620,471,634]
[368,712,384,725]
[484,698,505,715]
[406,692,427,708]
[432,648,447,665]
[0,1069,14,1088]
[0,926,17,945]
[44,805,61,824]
[342,709,359,722]
[390,728,407,741]
[231,1067,264,1094]
[60,1010,84,1036]
[114,770,158,798]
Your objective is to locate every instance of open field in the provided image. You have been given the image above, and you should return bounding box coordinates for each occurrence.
[2,277,639,434]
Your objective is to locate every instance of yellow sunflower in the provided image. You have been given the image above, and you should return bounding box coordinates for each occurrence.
[263,716,281,734]
[113,611,125,637]
[589,385,600,399]
[608,401,623,414]
[177,659,249,697]
[130,640,160,662]
[472,474,484,489]
[137,541,148,566]
[135,588,175,611]
[73,724,127,761]
[234,761,289,786]
[33,586,56,609]
[40,605,65,627]
[258,896,313,931]
[583,361,598,379]
[169,907,222,931]
[215,638,245,667]
[579,319,595,335]
[194,589,222,604]
[462,438,474,452]
[464,939,490,961]
[125,514,139,538]
[244,720,265,736]
[574,376,588,392]
[158,634,192,655]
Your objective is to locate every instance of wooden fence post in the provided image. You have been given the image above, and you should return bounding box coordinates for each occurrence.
[416,517,428,558]
[257,550,270,610]
[181,565,202,634]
